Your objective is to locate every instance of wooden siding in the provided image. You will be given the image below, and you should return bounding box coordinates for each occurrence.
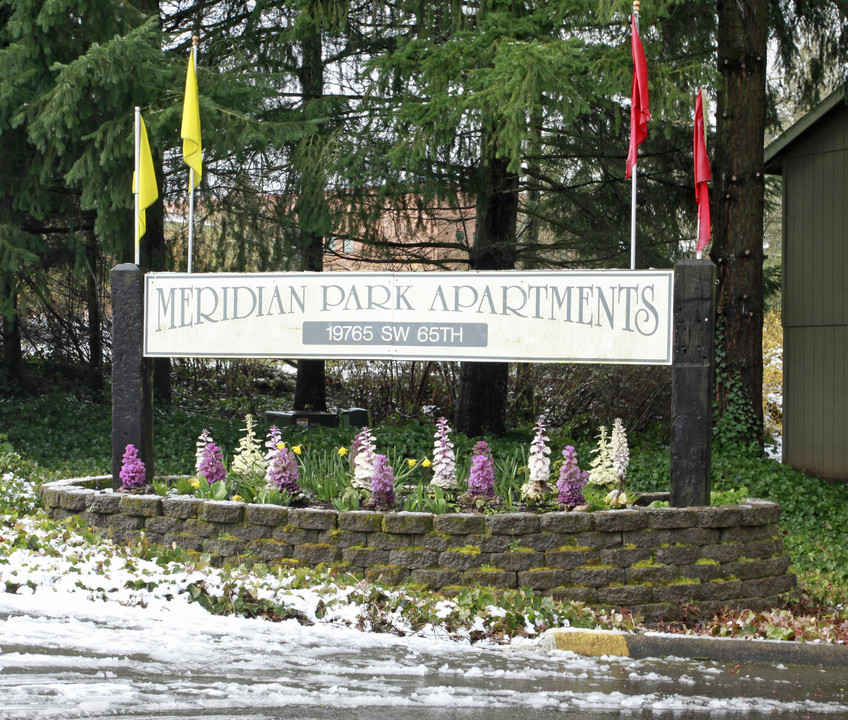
[780,103,848,479]
[783,326,848,478]
[781,115,848,327]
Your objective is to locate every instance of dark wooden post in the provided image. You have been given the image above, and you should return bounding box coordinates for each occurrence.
[670,259,716,507]
[111,264,154,489]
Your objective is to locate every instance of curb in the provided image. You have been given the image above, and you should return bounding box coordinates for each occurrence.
[541,628,848,668]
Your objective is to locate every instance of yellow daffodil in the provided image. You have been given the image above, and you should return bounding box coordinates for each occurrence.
[190,479,201,489]
[407,458,417,468]
[421,458,432,468]
[276,442,286,450]
[337,447,348,456]
[604,489,628,507]
[232,494,243,502]
[292,445,302,455]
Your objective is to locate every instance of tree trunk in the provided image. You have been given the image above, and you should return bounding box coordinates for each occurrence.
[143,147,172,406]
[84,230,103,396]
[710,0,768,440]
[135,0,172,407]
[293,16,327,412]
[455,152,519,437]
[511,110,543,424]
[293,226,327,409]
[456,361,510,436]
[294,358,327,411]
[0,273,23,385]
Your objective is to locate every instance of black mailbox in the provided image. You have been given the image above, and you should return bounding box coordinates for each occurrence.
[264,411,340,428]
[341,408,369,429]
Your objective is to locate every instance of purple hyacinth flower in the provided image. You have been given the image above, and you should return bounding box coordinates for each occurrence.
[198,441,226,484]
[557,445,588,509]
[119,444,146,490]
[265,443,301,495]
[370,454,396,509]
[467,441,495,497]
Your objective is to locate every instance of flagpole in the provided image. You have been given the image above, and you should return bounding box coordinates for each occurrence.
[696,218,702,259]
[696,85,702,260]
[693,88,711,260]
[134,106,141,266]
[630,142,637,269]
[187,37,198,274]
[630,1,640,271]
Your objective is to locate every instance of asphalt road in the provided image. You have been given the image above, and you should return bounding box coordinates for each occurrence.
[1,602,846,720]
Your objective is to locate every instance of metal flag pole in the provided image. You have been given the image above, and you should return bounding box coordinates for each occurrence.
[630,0,640,271]
[134,106,141,267]
[696,87,704,260]
[187,39,198,274]
[696,220,702,259]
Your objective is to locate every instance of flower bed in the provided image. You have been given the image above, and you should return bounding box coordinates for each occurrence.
[122,415,640,514]
[42,476,796,623]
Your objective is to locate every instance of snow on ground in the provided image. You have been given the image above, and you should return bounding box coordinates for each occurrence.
[0,507,532,643]
[3,469,848,718]
[764,435,782,462]
[2,590,847,719]
[0,471,563,646]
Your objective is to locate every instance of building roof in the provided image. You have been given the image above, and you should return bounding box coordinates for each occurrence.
[764,86,848,174]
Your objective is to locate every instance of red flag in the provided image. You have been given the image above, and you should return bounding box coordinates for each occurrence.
[625,15,650,179]
[693,89,711,253]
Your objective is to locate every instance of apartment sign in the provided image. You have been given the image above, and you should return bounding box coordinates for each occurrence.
[144,270,674,364]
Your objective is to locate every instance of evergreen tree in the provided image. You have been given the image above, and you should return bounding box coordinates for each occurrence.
[0,1,168,389]
[710,0,768,439]
[0,0,319,389]
[357,0,713,434]
[710,0,848,440]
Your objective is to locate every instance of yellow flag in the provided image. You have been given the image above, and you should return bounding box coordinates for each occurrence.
[133,114,158,243]
[181,48,202,191]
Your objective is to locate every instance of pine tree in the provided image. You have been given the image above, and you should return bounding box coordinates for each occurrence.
[0,0,160,387]
[357,0,713,433]
[710,0,848,440]
[710,0,768,440]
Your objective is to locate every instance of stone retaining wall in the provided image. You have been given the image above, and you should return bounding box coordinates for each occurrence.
[41,477,796,622]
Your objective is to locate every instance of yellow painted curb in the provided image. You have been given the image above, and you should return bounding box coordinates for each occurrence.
[552,631,630,658]
[544,629,848,668]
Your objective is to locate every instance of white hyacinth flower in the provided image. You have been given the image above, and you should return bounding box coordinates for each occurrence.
[611,417,629,484]
[587,425,617,487]
[431,417,457,490]
[351,427,376,491]
[195,429,213,475]
[521,418,551,501]
[231,414,265,480]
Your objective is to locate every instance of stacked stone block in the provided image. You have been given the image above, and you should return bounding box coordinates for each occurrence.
[41,479,795,622]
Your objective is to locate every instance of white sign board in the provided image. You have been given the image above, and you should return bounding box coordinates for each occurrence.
[144,270,673,364]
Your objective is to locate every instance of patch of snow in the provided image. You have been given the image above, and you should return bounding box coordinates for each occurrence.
[764,435,783,462]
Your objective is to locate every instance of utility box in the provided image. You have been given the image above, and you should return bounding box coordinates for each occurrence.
[341,408,369,429]
[265,411,340,428]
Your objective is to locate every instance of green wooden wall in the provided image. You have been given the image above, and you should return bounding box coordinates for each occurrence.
[781,105,848,479]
